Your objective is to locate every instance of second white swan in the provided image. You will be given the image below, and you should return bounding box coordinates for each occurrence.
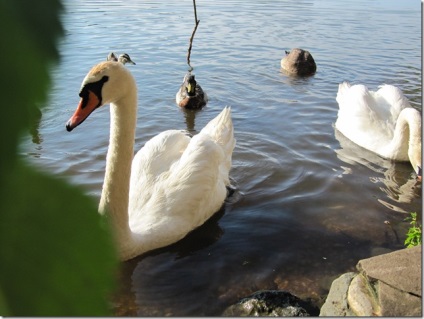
[66,60,235,261]
[335,81,421,179]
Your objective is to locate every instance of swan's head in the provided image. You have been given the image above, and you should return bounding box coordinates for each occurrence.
[409,142,422,181]
[403,108,422,181]
[66,61,136,132]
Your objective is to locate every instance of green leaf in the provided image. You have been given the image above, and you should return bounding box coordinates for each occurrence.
[0,0,118,315]
[0,161,118,316]
[0,0,63,172]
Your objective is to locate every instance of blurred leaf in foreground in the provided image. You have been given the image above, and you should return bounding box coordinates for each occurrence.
[0,0,118,315]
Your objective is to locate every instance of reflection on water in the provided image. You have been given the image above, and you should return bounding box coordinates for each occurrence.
[28,107,43,145]
[181,108,198,133]
[19,0,421,316]
[334,128,421,214]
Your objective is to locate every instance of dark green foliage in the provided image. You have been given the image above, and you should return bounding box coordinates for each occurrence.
[0,0,62,170]
[0,163,117,316]
[0,0,117,315]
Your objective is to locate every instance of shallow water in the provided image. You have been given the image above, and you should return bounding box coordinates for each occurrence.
[20,0,422,316]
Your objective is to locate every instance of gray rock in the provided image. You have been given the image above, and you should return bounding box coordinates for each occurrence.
[222,290,318,316]
[357,245,421,296]
[319,272,356,316]
[378,281,422,316]
[321,247,422,317]
[347,274,379,316]
[280,48,317,76]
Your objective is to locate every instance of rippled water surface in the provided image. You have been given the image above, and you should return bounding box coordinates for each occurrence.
[21,0,422,316]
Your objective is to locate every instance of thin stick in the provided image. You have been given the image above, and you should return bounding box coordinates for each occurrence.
[187,0,200,71]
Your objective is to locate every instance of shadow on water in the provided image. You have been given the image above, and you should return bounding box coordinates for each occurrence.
[112,210,381,316]
[113,206,227,316]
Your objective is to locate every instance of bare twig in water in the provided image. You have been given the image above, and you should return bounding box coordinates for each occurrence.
[187,0,200,71]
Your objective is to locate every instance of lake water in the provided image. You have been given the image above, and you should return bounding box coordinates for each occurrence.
[20,0,422,316]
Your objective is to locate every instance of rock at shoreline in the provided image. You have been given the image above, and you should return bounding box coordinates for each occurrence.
[320,246,422,317]
[222,290,319,316]
[220,248,421,316]
[319,272,356,316]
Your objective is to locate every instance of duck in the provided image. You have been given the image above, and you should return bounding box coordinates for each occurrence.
[107,52,136,65]
[335,81,422,179]
[176,73,208,109]
[280,48,316,76]
[65,60,235,261]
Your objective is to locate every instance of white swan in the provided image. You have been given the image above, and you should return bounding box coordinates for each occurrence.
[66,61,235,261]
[335,82,422,179]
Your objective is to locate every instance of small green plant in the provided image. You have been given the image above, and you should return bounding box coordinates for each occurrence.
[404,212,422,248]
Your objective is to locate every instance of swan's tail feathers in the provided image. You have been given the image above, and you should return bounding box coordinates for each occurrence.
[336,82,374,114]
[336,81,352,106]
[201,107,235,149]
[200,107,236,182]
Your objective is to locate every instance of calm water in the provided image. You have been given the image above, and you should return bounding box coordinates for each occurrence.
[21,0,422,316]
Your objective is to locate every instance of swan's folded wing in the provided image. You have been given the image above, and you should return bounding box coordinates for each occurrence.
[375,84,411,125]
[128,108,234,241]
[336,83,374,118]
[128,130,191,220]
[336,84,385,136]
[130,132,228,238]
[163,133,228,226]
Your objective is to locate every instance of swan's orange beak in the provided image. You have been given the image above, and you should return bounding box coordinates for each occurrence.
[66,90,100,132]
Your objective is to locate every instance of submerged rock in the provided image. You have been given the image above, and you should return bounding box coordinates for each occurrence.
[222,290,319,316]
[281,48,317,76]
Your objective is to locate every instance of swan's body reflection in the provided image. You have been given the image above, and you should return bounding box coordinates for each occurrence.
[334,128,421,213]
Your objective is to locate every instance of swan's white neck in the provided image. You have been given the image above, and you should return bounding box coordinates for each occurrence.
[384,108,421,166]
[98,85,139,258]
